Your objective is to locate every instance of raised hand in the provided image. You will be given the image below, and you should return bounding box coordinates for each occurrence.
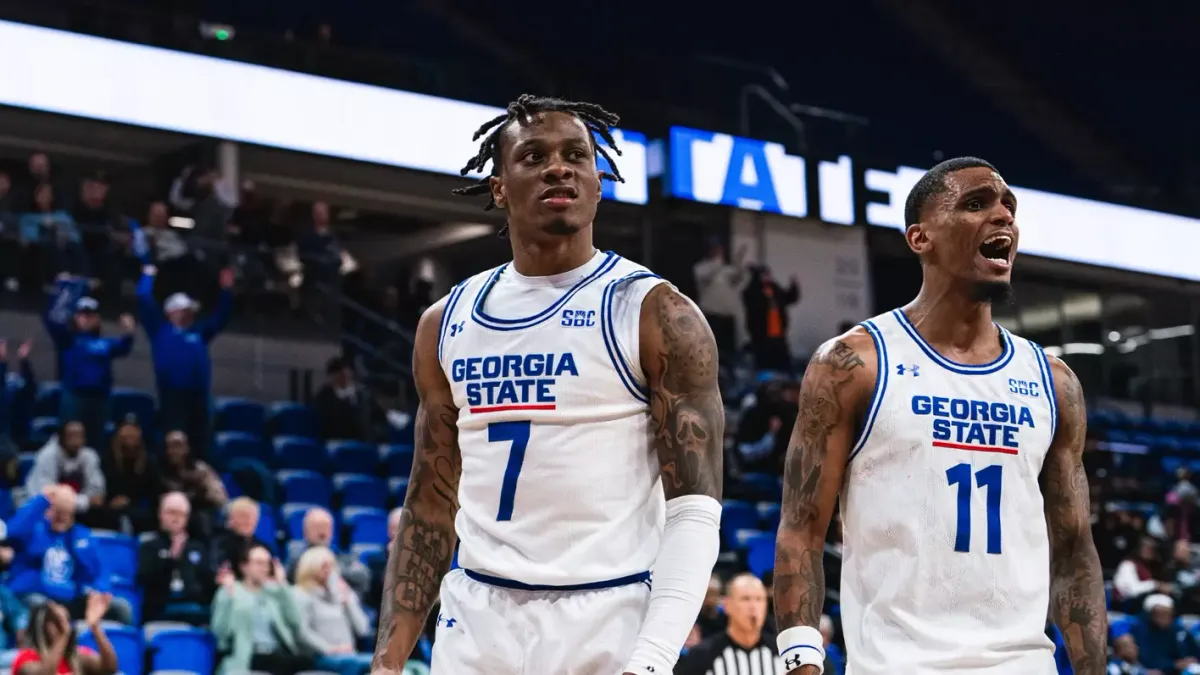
[84,592,112,627]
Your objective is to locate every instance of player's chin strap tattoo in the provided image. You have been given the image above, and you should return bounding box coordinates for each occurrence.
[623,285,724,675]
[371,400,461,675]
[1043,359,1107,675]
[775,339,867,674]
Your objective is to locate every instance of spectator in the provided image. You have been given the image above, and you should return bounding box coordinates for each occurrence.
[292,546,372,675]
[297,201,343,325]
[314,357,383,442]
[160,430,227,533]
[0,340,36,484]
[695,573,727,638]
[0,171,18,291]
[10,595,118,675]
[13,153,67,213]
[23,421,106,523]
[820,614,844,675]
[137,264,234,460]
[212,497,270,571]
[366,508,404,610]
[692,239,747,358]
[674,573,779,675]
[742,266,800,372]
[137,492,215,625]
[71,173,122,300]
[1131,593,1200,674]
[6,485,131,624]
[0,584,29,652]
[286,508,370,598]
[142,201,193,301]
[212,543,310,675]
[734,378,795,476]
[20,184,85,280]
[1114,537,1174,613]
[1108,632,1149,674]
[98,419,160,534]
[43,292,135,450]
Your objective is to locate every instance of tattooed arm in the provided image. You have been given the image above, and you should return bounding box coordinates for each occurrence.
[371,299,461,675]
[1042,355,1106,675]
[774,329,876,675]
[620,284,724,675]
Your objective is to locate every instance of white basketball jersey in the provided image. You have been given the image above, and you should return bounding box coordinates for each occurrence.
[437,250,667,587]
[841,309,1058,675]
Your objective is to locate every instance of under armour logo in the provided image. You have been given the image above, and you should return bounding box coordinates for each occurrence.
[436,612,457,628]
[896,364,920,376]
[449,321,465,337]
[784,654,804,670]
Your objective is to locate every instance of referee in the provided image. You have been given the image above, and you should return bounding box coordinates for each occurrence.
[675,573,785,675]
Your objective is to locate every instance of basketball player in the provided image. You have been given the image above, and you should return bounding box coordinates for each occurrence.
[370,95,723,675]
[772,157,1107,674]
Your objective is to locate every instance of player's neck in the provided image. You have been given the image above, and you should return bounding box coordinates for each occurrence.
[509,232,597,277]
[726,625,761,650]
[903,281,995,353]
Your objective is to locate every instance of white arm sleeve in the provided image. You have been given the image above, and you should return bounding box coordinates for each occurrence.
[623,494,722,675]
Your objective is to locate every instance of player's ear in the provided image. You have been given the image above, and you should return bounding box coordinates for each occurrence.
[489,175,507,210]
[905,222,932,257]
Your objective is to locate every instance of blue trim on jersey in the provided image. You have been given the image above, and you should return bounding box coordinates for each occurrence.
[780,644,823,658]
[463,569,651,592]
[437,281,469,363]
[892,309,1015,375]
[848,320,888,462]
[600,270,661,404]
[1033,342,1059,439]
[470,251,620,330]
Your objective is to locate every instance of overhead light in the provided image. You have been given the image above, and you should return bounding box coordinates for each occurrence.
[168,216,195,229]
[1148,325,1196,340]
[1062,342,1104,355]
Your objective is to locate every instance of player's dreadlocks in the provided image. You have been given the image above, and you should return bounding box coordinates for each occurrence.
[452,94,625,230]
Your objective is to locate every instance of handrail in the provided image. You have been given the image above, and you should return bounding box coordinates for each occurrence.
[740,84,808,153]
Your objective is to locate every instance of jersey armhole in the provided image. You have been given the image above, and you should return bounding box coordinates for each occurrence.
[436,279,471,367]
[848,320,888,463]
[1030,340,1059,439]
[601,272,665,405]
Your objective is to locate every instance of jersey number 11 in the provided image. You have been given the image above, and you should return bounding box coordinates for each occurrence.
[945,463,1003,554]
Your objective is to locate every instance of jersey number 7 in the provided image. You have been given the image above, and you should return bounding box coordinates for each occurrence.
[946,463,1003,554]
[489,421,531,521]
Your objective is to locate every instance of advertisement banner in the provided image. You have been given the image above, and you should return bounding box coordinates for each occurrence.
[0,21,649,205]
[730,211,872,359]
[669,125,1200,282]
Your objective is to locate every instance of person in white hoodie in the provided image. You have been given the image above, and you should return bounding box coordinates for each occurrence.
[22,420,106,526]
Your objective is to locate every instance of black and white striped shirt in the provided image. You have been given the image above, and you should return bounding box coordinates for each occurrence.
[674,632,785,675]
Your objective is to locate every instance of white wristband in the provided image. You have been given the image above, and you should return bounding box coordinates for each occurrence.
[777,626,825,674]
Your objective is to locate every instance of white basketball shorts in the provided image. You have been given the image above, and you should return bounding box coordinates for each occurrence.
[430,569,651,675]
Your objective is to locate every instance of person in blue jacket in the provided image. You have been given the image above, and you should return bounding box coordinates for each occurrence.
[137,264,233,461]
[6,484,132,624]
[43,292,135,451]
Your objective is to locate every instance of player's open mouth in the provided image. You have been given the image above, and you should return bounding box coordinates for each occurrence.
[978,233,1013,269]
[539,186,577,205]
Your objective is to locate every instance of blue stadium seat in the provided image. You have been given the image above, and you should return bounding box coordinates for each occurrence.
[215,398,266,436]
[327,440,379,474]
[29,417,58,446]
[278,470,333,507]
[80,624,142,675]
[388,477,408,507]
[721,501,758,548]
[269,401,318,439]
[1161,456,1186,476]
[111,579,143,626]
[1161,419,1189,436]
[382,444,414,478]
[34,382,60,417]
[148,628,217,675]
[1157,436,1184,454]
[333,474,388,509]
[254,507,279,555]
[741,472,783,501]
[0,489,12,521]
[274,436,325,472]
[214,431,272,468]
[1109,613,1137,638]
[734,528,766,549]
[91,531,138,582]
[387,414,415,445]
[17,454,37,483]
[110,388,156,428]
[1106,429,1131,444]
[345,508,389,547]
[746,536,775,577]
[1184,440,1200,455]
[351,542,386,565]
[757,502,782,532]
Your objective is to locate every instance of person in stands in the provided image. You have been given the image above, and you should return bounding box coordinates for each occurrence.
[212,543,310,675]
[292,546,373,675]
[23,421,106,527]
[10,595,118,675]
[138,492,215,625]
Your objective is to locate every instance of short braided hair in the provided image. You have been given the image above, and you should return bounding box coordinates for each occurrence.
[452,93,625,212]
